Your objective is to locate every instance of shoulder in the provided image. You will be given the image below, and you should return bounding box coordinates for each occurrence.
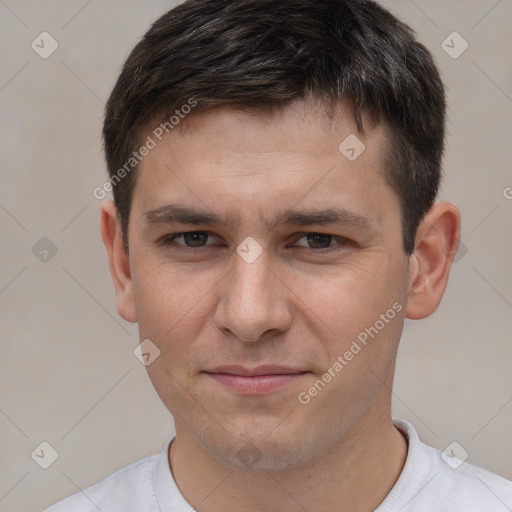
[43,452,160,512]
[422,445,512,511]
[380,420,512,511]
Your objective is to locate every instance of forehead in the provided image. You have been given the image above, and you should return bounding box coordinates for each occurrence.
[131,100,396,230]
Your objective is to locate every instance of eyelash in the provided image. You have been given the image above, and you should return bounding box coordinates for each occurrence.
[160,231,351,254]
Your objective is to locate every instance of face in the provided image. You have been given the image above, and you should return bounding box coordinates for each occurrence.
[126,100,411,470]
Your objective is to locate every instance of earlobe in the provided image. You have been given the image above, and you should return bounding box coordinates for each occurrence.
[100,200,137,323]
[405,202,461,320]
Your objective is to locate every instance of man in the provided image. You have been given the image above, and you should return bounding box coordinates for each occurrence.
[46,0,512,510]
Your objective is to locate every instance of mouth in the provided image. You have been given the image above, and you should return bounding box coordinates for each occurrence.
[202,365,310,395]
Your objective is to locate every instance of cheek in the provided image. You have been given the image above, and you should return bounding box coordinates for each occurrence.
[131,262,200,368]
[133,257,206,327]
[296,257,403,346]
[133,264,212,411]
[131,258,231,384]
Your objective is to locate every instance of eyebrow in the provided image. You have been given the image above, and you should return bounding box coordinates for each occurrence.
[143,204,374,232]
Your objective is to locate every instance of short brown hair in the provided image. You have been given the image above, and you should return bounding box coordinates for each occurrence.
[103,0,446,254]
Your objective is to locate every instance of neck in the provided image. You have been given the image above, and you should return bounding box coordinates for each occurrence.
[169,404,407,512]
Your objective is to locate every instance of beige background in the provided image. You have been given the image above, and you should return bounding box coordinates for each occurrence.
[0,1,511,511]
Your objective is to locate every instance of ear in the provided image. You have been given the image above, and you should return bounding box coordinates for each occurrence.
[100,200,137,323]
[405,202,461,320]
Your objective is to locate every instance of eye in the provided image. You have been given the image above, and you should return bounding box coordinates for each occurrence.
[162,231,220,248]
[160,231,352,254]
[292,233,349,251]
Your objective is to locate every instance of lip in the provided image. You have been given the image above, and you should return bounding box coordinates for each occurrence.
[207,365,307,376]
[203,365,309,394]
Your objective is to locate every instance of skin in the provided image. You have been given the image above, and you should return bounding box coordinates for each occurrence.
[101,99,460,512]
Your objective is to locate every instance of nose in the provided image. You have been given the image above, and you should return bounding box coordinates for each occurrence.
[214,250,293,343]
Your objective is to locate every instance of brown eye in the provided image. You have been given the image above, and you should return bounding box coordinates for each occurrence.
[306,233,333,249]
[294,233,336,249]
[291,233,351,253]
[163,231,218,248]
[182,232,210,247]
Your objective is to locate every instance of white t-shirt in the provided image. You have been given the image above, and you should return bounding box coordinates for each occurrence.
[43,419,512,511]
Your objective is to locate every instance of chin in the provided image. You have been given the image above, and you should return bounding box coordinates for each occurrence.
[198,424,317,472]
